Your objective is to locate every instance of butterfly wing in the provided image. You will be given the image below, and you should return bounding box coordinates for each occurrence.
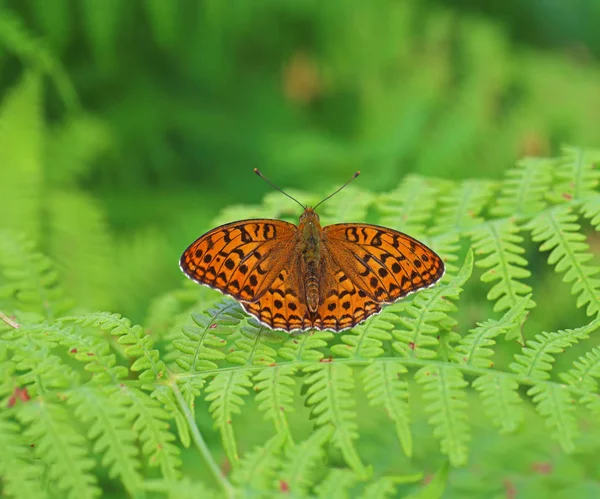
[180,219,298,302]
[241,265,310,331]
[323,223,445,303]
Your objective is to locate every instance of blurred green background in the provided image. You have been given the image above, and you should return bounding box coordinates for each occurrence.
[1,0,600,323]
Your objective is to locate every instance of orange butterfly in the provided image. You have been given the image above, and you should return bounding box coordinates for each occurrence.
[180,170,444,332]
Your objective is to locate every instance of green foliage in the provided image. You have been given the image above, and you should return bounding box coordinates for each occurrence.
[2,147,600,497]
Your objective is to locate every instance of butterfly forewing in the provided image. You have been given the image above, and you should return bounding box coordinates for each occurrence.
[180,219,297,302]
[323,223,445,302]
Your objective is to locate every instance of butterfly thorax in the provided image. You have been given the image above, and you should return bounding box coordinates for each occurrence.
[298,208,323,313]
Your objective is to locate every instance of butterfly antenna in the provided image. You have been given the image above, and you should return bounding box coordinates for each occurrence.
[254,168,306,209]
[313,171,360,211]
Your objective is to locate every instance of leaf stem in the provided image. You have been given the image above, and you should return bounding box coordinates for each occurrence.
[0,310,20,329]
[170,377,236,498]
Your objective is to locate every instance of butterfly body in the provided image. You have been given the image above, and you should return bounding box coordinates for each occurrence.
[180,206,445,332]
[297,208,323,312]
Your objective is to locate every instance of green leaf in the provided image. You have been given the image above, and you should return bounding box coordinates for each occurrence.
[528,205,600,316]
[304,364,366,477]
[415,366,470,466]
[205,370,253,464]
[528,383,579,453]
[361,361,412,456]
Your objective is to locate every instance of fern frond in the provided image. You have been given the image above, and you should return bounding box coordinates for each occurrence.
[415,365,470,466]
[278,330,334,361]
[455,295,530,367]
[315,468,359,499]
[527,383,578,452]
[361,361,412,456]
[0,231,72,319]
[177,376,208,408]
[279,425,333,496]
[319,186,373,225]
[17,399,101,499]
[170,299,244,371]
[231,434,286,493]
[581,194,600,230]
[427,232,461,276]
[46,190,116,311]
[0,71,42,238]
[143,478,217,499]
[146,284,204,340]
[226,320,284,366]
[472,374,523,434]
[11,332,78,392]
[152,385,191,448]
[121,386,181,479]
[61,312,167,381]
[68,386,142,494]
[490,157,553,217]
[377,175,446,237]
[303,364,366,476]
[57,323,128,384]
[553,146,600,201]
[331,310,395,359]
[559,347,600,392]
[358,474,423,499]
[392,250,472,359]
[527,205,600,316]
[471,219,533,312]
[509,319,600,380]
[430,180,496,234]
[254,364,297,440]
[205,370,253,464]
[0,416,48,499]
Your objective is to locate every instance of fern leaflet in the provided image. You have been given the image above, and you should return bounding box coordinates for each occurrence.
[471,219,533,312]
[205,370,253,464]
[527,205,600,316]
[415,365,470,466]
[361,361,412,456]
[304,363,366,476]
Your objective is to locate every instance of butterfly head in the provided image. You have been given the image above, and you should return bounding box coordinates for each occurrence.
[299,207,321,232]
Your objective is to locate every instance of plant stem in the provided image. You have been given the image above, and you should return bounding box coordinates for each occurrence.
[0,310,19,329]
[170,378,236,499]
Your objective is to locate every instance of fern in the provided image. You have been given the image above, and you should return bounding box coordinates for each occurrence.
[230,434,286,493]
[490,157,553,218]
[377,175,446,237]
[430,180,496,234]
[205,370,253,465]
[361,361,412,457]
[315,468,359,499]
[509,319,600,380]
[278,426,333,496]
[471,219,533,312]
[3,147,600,496]
[304,363,366,477]
[552,146,600,202]
[391,250,472,359]
[0,416,48,499]
[253,364,297,441]
[17,399,101,499]
[68,387,142,493]
[527,206,600,316]
[415,365,470,467]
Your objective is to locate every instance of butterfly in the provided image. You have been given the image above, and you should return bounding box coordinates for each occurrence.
[180,170,444,332]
